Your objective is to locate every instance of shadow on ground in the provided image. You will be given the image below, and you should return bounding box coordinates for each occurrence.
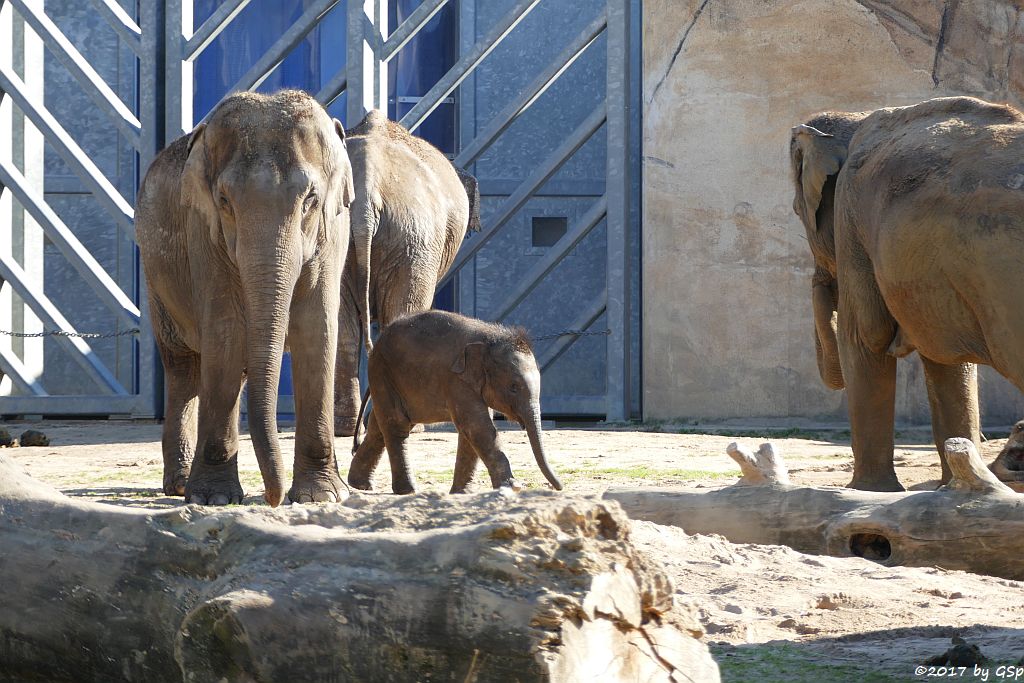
[711,625,1024,682]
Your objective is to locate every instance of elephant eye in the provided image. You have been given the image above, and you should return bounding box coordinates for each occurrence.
[509,382,519,394]
[218,193,232,215]
[303,191,318,214]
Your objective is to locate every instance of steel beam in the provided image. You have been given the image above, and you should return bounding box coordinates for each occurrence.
[1,394,140,415]
[439,103,607,289]
[491,195,607,322]
[0,159,140,328]
[183,0,252,61]
[604,0,632,421]
[88,0,142,56]
[315,72,347,108]
[0,252,127,394]
[400,0,541,133]
[455,10,606,168]
[380,0,448,62]
[537,295,607,371]
[228,0,339,96]
[0,64,135,234]
[0,344,46,395]
[9,0,142,149]
[346,0,387,124]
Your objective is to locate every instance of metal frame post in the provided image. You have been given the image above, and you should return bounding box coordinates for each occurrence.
[346,0,387,125]
[605,0,632,421]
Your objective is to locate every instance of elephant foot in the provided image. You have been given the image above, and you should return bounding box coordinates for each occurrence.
[289,470,350,504]
[334,417,358,438]
[163,466,190,497]
[847,474,905,492]
[185,477,244,506]
[497,478,522,492]
[391,476,416,495]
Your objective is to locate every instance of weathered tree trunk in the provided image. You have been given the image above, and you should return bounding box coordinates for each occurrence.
[605,438,1024,580]
[0,453,718,683]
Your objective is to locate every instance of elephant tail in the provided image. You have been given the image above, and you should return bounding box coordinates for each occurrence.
[352,386,371,455]
[455,165,481,235]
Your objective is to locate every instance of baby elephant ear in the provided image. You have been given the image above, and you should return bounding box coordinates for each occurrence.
[451,342,487,393]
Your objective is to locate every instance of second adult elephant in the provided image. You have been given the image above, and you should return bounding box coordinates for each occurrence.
[334,110,480,436]
[789,96,1024,491]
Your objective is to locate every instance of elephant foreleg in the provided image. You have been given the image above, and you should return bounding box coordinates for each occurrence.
[187,334,245,505]
[289,286,346,504]
[452,398,515,490]
[157,343,198,497]
[839,337,901,491]
[922,358,980,485]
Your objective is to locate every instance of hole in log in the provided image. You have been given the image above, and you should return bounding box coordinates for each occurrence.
[849,532,892,561]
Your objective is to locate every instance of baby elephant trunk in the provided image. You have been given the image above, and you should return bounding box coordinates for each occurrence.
[524,400,562,490]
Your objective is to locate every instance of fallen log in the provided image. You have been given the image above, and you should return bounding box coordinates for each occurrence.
[605,438,1024,580]
[0,452,718,683]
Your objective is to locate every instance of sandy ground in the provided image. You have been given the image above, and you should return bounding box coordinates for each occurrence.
[5,420,1023,682]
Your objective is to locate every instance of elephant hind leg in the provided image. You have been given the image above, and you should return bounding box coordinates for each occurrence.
[334,280,363,437]
[450,432,480,494]
[158,344,199,497]
[922,359,980,485]
[348,413,386,490]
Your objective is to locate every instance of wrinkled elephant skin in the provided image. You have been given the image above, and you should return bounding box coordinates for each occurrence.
[788,96,1024,490]
[136,90,354,506]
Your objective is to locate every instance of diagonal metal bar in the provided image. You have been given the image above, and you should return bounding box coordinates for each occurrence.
[492,195,607,322]
[229,0,339,96]
[9,0,142,149]
[184,0,253,61]
[380,0,449,62]
[0,253,127,394]
[315,72,347,108]
[456,10,606,168]
[88,0,142,56]
[439,103,607,289]
[0,64,134,235]
[537,295,607,371]
[400,0,541,133]
[0,345,48,396]
[0,159,140,329]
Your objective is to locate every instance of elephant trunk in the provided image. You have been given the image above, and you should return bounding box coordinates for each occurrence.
[241,253,298,507]
[812,274,844,390]
[524,399,562,490]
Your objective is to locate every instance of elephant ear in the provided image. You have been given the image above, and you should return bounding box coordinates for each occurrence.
[451,342,487,393]
[790,123,848,233]
[180,123,220,240]
[334,118,355,209]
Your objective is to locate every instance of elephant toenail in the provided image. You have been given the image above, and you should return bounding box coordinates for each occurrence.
[209,493,229,505]
[312,491,335,502]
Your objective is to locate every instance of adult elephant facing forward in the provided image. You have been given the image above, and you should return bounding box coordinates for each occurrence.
[137,90,354,505]
[788,96,1024,491]
[334,110,480,436]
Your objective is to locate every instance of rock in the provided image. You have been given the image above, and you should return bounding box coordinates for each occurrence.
[0,429,13,447]
[924,637,988,667]
[18,430,49,447]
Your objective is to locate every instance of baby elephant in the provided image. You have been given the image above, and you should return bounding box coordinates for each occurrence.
[348,310,563,494]
[989,421,1024,492]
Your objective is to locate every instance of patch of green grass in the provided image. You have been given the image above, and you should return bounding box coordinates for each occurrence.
[712,643,902,683]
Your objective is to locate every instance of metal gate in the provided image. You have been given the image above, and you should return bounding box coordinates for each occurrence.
[0,0,162,417]
[1,0,636,421]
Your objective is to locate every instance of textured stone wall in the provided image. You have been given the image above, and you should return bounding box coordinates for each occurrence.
[643,0,1024,425]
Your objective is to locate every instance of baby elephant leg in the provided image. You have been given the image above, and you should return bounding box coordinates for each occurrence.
[381,421,416,494]
[348,414,386,490]
[457,408,516,489]
[450,432,479,494]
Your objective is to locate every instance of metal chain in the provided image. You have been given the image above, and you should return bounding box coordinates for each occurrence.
[532,329,612,341]
[0,328,140,339]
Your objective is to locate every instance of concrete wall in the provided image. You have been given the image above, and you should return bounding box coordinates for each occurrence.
[642,0,1024,427]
